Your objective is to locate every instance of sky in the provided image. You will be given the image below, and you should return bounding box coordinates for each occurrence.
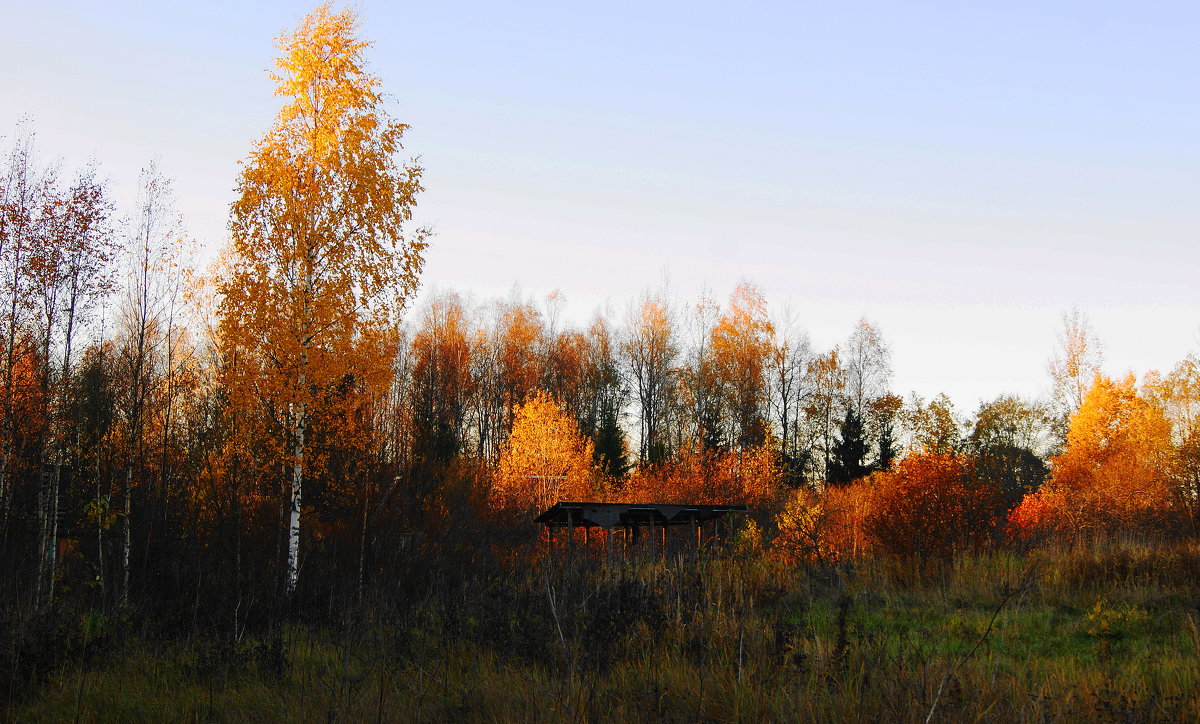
[2,1,1197,410]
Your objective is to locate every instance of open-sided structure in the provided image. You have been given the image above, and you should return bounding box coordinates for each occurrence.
[534,501,748,558]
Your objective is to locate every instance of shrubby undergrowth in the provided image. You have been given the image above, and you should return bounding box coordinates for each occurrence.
[8,534,1200,722]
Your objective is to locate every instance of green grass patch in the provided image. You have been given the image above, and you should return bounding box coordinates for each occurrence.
[12,542,1200,722]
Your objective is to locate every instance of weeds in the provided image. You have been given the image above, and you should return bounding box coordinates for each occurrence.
[8,540,1200,721]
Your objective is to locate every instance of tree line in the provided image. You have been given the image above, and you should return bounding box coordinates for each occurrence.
[2,3,1198,629]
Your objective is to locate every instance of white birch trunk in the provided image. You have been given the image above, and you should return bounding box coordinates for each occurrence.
[0,450,10,544]
[35,466,62,605]
[285,397,306,596]
[95,473,105,597]
[121,463,132,607]
[35,466,53,604]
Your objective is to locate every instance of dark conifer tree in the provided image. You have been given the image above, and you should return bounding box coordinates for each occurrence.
[828,407,870,485]
[593,405,629,479]
[877,419,897,472]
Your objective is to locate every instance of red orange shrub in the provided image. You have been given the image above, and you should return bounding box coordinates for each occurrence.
[1007,489,1058,541]
[865,452,1004,560]
[772,480,874,564]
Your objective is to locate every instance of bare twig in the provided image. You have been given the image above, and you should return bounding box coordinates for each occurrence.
[925,576,1037,724]
[545,574,572,669]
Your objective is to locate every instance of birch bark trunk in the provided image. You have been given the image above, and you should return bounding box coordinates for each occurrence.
[285,392,306,596]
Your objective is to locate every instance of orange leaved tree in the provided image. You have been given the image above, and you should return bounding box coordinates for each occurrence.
[710,283,774,450]
[217,4,428,596]
[1035,374,1177,536]
[773,480,877,564]
[622,439,781,509]
[492,392,597,513]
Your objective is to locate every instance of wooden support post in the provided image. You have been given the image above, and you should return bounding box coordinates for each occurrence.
[691,514,698,564]
[567,509,575,552]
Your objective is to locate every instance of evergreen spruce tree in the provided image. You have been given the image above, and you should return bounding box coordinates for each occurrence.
[877,419,897,472]
[828,407,870,485]
[593,405,629,479]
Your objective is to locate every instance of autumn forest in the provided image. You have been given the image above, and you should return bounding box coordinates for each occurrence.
[4,5,1200,722]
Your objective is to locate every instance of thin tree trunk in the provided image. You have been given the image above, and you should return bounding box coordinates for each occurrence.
[157,293,178,537]
[36,462,54,606]
[231,448,242,638]
[0,448,9,547]
[0,248,23,537]
[121,340,144,610]
[95,315,109,603]
[42,465,61,605]
[285,396,306,597]
[95,469,105,601]
[35,303,58,606]
[38,291,82,606]
[121,463,132,607]
[357,467,370,603]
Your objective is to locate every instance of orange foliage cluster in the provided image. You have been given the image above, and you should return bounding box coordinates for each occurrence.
[773,452,1006,563]
[620,441,782,509]
[492,392,597,512]
[772,483,872,563]
[865,453,1004,560]
[6,342,48,441]
[1009,375,1181,538]
[1007,489,1058,541]
[709,284,774,448]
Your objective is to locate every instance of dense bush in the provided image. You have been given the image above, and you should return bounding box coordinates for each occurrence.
[865,452,1006,561]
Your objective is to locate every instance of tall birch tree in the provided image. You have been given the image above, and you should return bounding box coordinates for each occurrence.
[622,294,677,465]
[115,162,185,607]
[1048,309,1103,426]
[33,164,114,604]
[217,3,427,597]
[0,125,42,532]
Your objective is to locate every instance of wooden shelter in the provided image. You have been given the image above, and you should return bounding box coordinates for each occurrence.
[534,502,748,559]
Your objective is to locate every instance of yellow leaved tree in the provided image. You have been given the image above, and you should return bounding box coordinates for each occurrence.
[493,392,597,513]
[710,282,774,449]
[216,3,428,595]
[1043,374,1177,534]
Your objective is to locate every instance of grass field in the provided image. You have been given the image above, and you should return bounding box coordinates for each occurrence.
[10,540,1200,722]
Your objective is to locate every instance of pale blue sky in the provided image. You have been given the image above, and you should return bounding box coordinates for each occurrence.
[2,1,1197,409]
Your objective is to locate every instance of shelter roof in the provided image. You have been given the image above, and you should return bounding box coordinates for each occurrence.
[534,502,747,528]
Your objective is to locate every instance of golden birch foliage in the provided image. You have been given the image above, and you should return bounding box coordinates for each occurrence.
[711,282,774,448]
[497,299,545,414]
[493,392,596,512]
[1149,356,1200,521]
[807,347,846,473]
[773,483,873,564]
[623,295,677,463]
[1046,374,1177,532]
[215,4,426,591]
[622,440,780,507]
[410,292,474,458]
[218,2,425,434]
[1144,354,1200,445]
[545,329,588,420]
